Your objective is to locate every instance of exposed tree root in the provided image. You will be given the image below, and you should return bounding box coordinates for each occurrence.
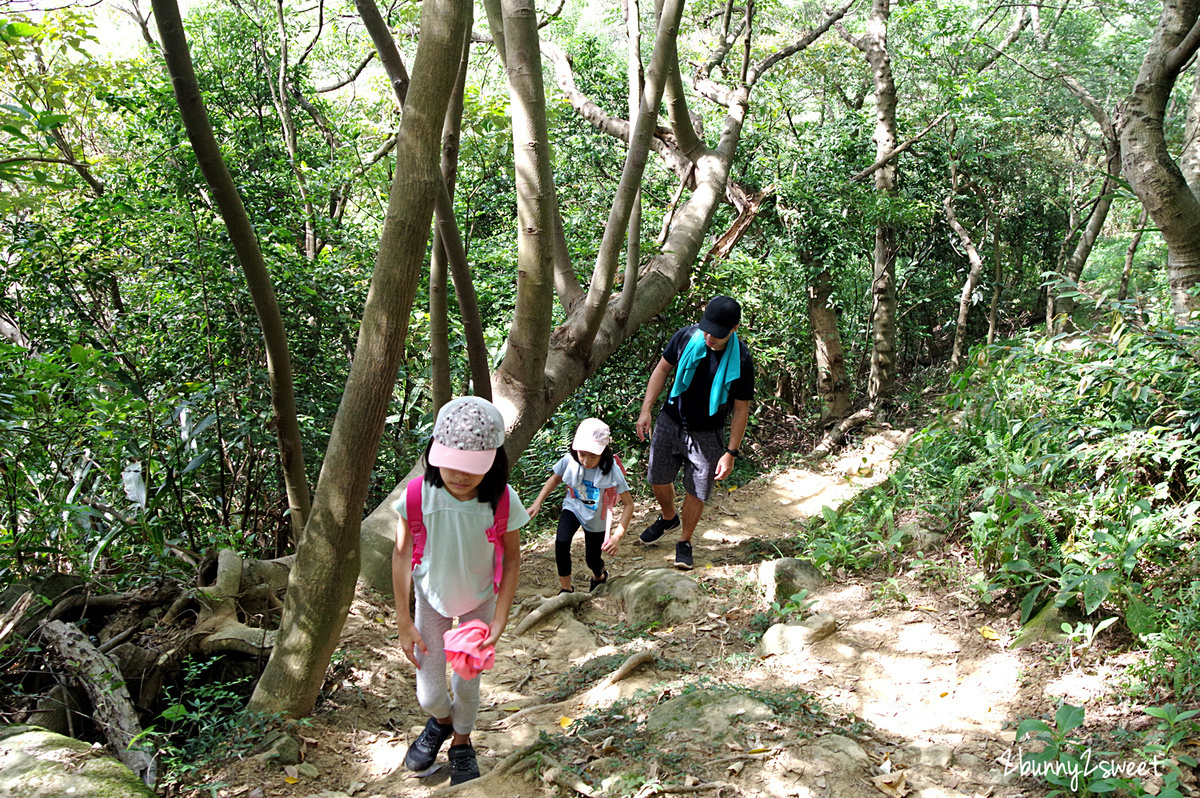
[512,591,593,636]
[40,619,158,789]
[811,408,873,457]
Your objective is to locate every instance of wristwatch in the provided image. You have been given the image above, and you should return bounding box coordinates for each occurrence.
[725,448,740,458]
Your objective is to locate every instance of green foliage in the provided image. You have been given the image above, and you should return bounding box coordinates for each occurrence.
[890,302,1200,626]
[1009,702,1192,797]
[153,657,293,788]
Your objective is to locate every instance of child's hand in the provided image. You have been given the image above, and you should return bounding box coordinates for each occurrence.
[602,530,624,556]
[483,619,505,649]
[528,500,542,518]
[397,620,427,668]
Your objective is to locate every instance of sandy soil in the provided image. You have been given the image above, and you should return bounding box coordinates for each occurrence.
[194,427,1153,798]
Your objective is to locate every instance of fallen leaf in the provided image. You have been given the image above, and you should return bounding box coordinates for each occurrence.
[978,626,1000,640]
[1143,781,1161,796]
[727,760,745,775]
[347,781,366,795]
[915,605,938,612]
[940,692,949,697]
[283,765,299,779]
[747,747,771,754]
[559,715,573,729]
[872,770,909,797]
[283,777,299,785]
[500,704,523,712]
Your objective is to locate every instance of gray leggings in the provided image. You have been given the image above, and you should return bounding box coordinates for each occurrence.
[413,589,496,736]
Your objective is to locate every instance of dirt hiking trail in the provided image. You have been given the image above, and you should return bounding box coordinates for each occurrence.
[203,428,1134,798]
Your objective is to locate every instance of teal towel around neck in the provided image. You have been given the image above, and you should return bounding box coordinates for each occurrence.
[669,328,741,416]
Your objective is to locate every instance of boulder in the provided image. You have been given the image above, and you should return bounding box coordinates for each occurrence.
[0,724,155,798]
[646,690,773,739]
[756,558,823,604]
[757,613,837,656]
[611,569,706,628]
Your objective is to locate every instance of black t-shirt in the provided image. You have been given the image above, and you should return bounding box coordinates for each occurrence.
[660,324,755,431]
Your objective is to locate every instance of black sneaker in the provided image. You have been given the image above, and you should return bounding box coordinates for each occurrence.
[448,744,481,784]
[404,717,454,771]
[639,515,680,544]
[675,540,693,570]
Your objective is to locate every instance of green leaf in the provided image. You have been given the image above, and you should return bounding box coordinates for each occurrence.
[1016,718,1052,739]
[1055,702,1085,735]
[5,22,39,38]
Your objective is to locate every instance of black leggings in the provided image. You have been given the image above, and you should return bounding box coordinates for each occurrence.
[555,510,605,578]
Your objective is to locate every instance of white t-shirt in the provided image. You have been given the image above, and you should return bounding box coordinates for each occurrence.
[396,482,530,618]
[553,455,631,533]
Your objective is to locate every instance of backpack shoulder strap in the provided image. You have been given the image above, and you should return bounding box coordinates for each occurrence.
[602,455,627,536]
[485,488,510,593]
[406,477,426,572]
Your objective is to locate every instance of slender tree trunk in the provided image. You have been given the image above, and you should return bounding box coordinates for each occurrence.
[568,0,686,350]
[809,267,849,421]
[621,0,644,320]
[986,210,1002,346]
[247,0,470,717]
[1055,142,1119,332]
[945,193,987,370]
[1119,0,1200,323]
[1120,207,1150,302]
[151,0,311,540]
[843,0,900,409]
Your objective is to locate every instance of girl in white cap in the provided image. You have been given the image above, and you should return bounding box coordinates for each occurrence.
[392,396,530,785]
[528,417,634,594]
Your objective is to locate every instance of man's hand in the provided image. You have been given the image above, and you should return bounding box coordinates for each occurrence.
[715,451,736,481]
[636,409,653,441]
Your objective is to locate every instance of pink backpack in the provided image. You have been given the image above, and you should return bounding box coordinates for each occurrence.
[406,477,510,593]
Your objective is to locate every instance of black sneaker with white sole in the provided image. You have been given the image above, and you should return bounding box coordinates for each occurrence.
[639,514,681,544]
[675,540,694,570]
[448,744,481,784]
[404,717,454,771]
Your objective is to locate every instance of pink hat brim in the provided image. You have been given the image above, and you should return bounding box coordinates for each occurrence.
[429,440,497,475]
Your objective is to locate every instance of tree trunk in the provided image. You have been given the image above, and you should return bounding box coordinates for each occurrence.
[945,193,987,370]
[1055,142,1119,332]
[1120,207,1150,302]
[1119,0,1200,323]
[843,0,900,408]
[809,268,849,422]
[493,0,558,428]
[247,0,469,718]
[986,209,1002,346]
[151,0,311,540]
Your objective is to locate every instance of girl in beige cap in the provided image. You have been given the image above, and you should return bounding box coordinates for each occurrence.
[529,418,634,594]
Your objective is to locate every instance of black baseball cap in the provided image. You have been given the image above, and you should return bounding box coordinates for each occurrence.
[698,295,741,338]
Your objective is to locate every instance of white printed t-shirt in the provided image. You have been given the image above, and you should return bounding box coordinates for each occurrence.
[553,455,631,533]
[396,482,529,618]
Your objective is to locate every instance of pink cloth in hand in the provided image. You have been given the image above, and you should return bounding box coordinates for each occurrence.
[443,620,496,680]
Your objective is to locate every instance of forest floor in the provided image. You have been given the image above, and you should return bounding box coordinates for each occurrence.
[194,419,1161,798]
